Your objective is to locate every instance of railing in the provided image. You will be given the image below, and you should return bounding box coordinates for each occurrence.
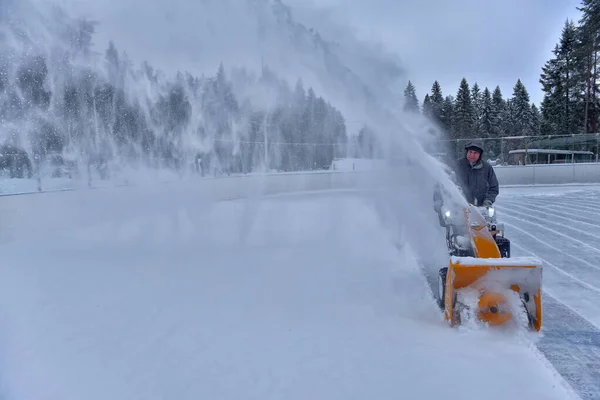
[2,159,600,197]
[1,161,599,245]
[438,134,600,165]
[494,162,600,185]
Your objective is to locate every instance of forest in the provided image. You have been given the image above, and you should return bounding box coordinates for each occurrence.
[1,33,347,179]
[386,0,600,160]
[0,6,349,180]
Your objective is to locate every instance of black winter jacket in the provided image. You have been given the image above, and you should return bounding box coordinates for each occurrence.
[452,157,499,205]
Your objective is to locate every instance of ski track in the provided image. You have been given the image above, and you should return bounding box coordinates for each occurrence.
[498,188,600,400]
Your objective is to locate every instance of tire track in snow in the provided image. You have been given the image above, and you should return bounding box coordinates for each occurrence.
[500,188,600,400]
[499,200,600,232]
[536,299,600,400]
[506,240,600,328]
[540,194,600,205]
[544,205,600,227]
[543,195,600,207]
[499,221,600,318]
[506,190,600,206]
[499,199,600,237]
[498,207,600,257]
[500,216,600,287]
[542,199,600,218]
[509,242,600,400]
[529,198,600,218]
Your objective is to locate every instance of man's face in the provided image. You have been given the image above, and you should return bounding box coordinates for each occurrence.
[466,149,481,163]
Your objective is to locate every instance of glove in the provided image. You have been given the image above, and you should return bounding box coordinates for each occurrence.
[483,199,493,207]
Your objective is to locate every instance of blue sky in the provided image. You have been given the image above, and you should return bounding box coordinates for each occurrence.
[290,0,583,106]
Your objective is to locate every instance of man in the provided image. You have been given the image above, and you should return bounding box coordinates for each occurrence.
[434,139,499,213]
[432,140,502,309]
[454,139,499,207]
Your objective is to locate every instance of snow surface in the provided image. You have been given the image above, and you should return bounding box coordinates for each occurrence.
[496,184,600,400]
[0,186,580,400]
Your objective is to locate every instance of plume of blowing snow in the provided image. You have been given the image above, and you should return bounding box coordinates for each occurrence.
[63,0,459,170]
[1,0,463,265]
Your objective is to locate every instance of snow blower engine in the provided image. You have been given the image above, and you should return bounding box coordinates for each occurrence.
[436,203,542,331]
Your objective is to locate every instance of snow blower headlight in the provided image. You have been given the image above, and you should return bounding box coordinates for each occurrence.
[487,207,495,218]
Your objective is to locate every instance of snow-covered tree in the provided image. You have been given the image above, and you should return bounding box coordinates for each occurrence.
[403,80,419,113]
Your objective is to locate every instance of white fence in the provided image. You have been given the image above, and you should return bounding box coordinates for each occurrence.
[1,163,599,243]
[494,163,600,185]
[1,163,600,229]
[1,162,600,198]
[0,171,372,243]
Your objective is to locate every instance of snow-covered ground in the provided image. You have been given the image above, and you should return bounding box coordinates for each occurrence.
[496,184,600,400]
[0,182,594,399]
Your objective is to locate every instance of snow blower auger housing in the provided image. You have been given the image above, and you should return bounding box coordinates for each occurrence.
[437,204,542,331]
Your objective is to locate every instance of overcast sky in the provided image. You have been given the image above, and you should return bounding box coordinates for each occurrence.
[288,0,583,106]
[63,0,582,106]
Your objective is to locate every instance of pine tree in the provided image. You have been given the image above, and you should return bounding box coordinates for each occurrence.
[530,103,541,135]
[539,20,581,135]
[105,41,120,87]
[577,0,600,132]
[430,80,444,127]
[540,44,564,135]
[422,94,432,118]
[560,19,585,134]
[490,86,505,138]
[501,98,514,140]
[452,78,474,139]
[403,80,419,113]
[480,87,493,138]
[471,82,482,136]
[510,79,532,136]
[357,125,380,158]
[479,87,499,158]
[440,95,454,134]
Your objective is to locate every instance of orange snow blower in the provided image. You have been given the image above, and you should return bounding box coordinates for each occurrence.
[436,203,542,331]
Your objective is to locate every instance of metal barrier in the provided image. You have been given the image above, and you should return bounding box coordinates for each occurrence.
[1,164,599,244]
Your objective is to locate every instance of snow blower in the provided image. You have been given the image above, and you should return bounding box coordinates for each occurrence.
[436,203,542,331]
